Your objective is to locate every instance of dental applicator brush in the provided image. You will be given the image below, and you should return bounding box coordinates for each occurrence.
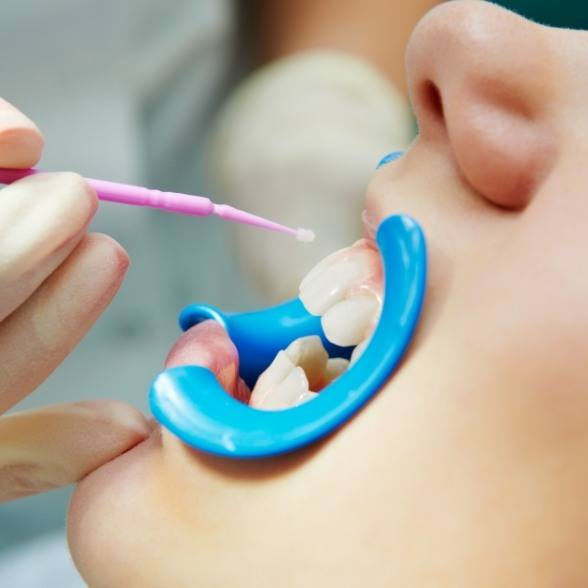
[0,168,315,243]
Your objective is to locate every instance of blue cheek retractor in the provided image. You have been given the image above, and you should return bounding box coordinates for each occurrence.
[149,214,427,458]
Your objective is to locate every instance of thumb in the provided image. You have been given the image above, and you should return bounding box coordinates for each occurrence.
[0,400,151,502]
[0,97,44,168]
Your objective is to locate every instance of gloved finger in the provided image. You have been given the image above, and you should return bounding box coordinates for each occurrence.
[0,232,129,414]
[208,51,414,302]
[0,97,44,168]
[0,172,98,322]
[165,320,251,403]
[0,400,151,502]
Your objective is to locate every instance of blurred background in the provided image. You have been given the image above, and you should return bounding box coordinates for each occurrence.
[0,1,254,585]
[1,0,586,586]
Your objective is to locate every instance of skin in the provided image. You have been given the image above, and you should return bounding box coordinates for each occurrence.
[0,98,151,501]
[67,2,588,586]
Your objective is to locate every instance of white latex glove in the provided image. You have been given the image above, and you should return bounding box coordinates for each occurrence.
[208,50,414,302]
[0,98,150,502]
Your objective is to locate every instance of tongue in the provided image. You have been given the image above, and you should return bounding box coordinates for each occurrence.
[165,320,251,404]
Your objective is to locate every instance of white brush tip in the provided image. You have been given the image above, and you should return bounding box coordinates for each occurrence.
[296,227,315,243]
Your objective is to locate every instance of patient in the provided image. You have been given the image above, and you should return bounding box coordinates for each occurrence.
[68,2,588,585]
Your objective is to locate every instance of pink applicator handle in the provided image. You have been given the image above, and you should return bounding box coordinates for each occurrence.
[0,167,214,215]
[0,168,314,240]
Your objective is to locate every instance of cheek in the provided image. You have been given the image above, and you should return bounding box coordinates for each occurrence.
[451,237,588,451]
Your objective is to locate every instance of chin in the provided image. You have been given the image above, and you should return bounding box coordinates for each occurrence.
[67,429,162,587]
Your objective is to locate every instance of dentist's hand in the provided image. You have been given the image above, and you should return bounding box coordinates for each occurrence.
[0,98,150,502]
[209,51,413,302]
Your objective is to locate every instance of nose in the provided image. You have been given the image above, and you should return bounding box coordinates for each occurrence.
[406,0,556,209]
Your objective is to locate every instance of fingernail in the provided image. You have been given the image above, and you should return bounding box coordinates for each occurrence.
[376,150,404,169]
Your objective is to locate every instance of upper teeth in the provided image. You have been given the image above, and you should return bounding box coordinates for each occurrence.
[350,337,370,365]
[299,239,381,349]
[299,243,378,316]
[321,294,380,347]
[249,239,382,410]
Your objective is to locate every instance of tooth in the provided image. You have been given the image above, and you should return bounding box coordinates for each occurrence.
[285,336,328,390]
[299,252,373,316]
[350,339,369,366]
[324,357,349,383]
[299,239,380,317]
[299,247,349,291]
[296,391,318,405]
[299,239,376,292]
[249,351,295,408]
[254,366,309,411]
[321,294,379,347]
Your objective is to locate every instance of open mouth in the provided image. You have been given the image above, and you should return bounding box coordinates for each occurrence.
[164,237,384,411]
[154,214,426,457]
[249,238,384,410]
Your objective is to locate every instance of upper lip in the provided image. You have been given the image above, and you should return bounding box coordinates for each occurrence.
[361,208,379,240]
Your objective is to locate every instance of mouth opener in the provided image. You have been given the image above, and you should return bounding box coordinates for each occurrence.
[150,214,427,458]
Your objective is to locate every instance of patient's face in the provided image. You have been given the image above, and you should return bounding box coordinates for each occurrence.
[68,2,588,585]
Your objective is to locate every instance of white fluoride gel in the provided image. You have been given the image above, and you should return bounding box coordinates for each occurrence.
[296,228,316,243]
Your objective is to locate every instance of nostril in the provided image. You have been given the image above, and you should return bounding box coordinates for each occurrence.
[406,1,556,209]
[421,80,445,125]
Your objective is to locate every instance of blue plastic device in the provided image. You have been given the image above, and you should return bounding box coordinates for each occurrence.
[149,214,427,458]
